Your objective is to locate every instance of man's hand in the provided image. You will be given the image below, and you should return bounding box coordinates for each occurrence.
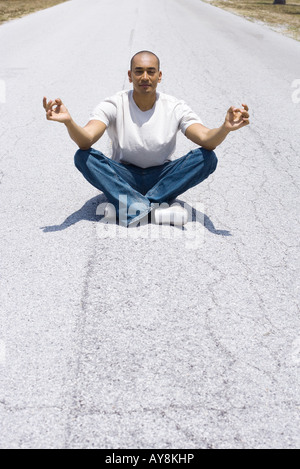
[224,104,250,132]
[43,96,107,148]
[43,97,71,123]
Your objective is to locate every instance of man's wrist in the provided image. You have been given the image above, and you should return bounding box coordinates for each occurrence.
[221,122,231,134]
[64,117,73,128]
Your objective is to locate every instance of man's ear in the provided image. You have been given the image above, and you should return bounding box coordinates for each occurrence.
[128,70,132,83]
[158,71,162,83]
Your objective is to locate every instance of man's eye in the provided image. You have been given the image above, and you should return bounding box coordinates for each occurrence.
[135,71,155,75]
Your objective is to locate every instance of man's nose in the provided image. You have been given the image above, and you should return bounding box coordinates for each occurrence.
[141,71,149,80]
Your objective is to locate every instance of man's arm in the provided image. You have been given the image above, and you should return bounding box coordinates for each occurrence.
[43,97,106,149]
[65,119,107,150]
[185,104,250,151]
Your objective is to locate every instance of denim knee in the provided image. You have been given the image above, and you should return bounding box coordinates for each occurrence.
[74,148,90,170]
[210,150,218,173]
[201,148,218,174]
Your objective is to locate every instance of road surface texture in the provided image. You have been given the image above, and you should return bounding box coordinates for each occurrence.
[0,0,299,449]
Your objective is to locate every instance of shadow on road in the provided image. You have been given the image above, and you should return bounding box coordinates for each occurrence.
[40,194,231,236]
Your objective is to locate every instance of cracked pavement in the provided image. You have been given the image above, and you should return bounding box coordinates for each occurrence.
[0,0,299,449]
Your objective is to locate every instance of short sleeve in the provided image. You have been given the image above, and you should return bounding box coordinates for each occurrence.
[89,97,117,127]
[176,101,203,134]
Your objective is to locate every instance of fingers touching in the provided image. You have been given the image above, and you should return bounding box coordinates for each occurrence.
[43,97,62,119]
[228,104,250,126]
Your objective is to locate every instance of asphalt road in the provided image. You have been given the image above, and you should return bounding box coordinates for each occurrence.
[0,0,299,449]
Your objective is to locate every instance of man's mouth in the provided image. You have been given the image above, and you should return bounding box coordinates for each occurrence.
[140,84,151,87]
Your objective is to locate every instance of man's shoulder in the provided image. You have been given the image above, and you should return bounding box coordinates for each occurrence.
[158,92,183,103]
[114,89,130,97]
[102,90,183,106]
[157,92,188,109]
[102,90,129,105]
[157,93,201,124]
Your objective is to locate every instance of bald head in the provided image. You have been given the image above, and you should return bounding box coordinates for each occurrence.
[130,50,160,71]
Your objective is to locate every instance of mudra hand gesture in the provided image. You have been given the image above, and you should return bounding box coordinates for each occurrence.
[43,97,71,124]
[224,104,250,131]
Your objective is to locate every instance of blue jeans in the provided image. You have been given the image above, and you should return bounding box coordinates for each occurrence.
[74,147,218,226]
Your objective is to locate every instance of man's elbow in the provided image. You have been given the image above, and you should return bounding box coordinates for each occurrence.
[78,137,93,150]
[78,143,92,151]
[202,144,217,152]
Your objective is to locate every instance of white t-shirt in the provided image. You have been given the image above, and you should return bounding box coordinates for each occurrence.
[89,90,203,168]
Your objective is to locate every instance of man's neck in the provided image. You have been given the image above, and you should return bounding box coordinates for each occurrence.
[132,90,157,111]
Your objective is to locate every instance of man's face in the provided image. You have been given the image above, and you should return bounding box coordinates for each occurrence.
[128,53,162,96]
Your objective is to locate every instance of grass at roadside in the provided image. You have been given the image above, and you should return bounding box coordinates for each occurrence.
[203,0,300,41]
[1,0,299,41]
[0,0,69,25]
